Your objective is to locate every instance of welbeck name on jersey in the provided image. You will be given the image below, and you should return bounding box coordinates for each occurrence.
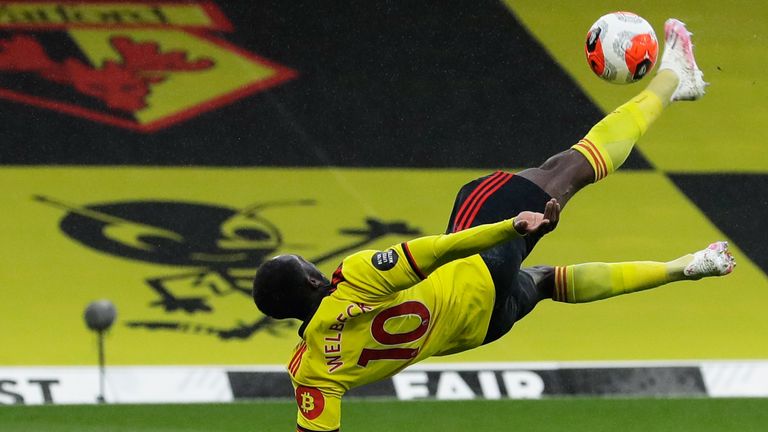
[323,303,373,373]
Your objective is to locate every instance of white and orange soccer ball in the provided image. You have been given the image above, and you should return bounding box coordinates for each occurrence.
[585,12,658,84]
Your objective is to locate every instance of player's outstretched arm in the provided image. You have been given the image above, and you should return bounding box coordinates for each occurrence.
[341,199,559,298]
[407,198,560,276]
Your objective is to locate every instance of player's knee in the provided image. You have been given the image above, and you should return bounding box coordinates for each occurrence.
[518,151,593,205]
[521,265,556,299]
[524,265,554,284]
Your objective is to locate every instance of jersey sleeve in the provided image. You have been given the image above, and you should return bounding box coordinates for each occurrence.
[294,385,342,432]
[339,218,520,298]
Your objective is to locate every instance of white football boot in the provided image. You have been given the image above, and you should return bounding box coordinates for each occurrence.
[658,18,708,101]
[684,241,736,279]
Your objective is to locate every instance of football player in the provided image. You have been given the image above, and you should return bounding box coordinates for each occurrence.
[253,19,733,432]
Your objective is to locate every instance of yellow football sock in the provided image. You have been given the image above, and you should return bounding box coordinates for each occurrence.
[552,254,692,303]
[572,70,679,182]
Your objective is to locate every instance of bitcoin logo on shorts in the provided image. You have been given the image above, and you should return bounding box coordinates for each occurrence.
[295,386,324,420]
[300,392,315,413]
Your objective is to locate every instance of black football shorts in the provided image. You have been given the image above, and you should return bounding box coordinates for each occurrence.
[445,171,553,344]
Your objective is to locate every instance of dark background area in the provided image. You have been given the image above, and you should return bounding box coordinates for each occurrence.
[671,174,768,274]
[1,0,763,277]
[0,0,651,169]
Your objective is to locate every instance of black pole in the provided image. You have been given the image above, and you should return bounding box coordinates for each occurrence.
[84,299,116,404]
[97,329,106,404]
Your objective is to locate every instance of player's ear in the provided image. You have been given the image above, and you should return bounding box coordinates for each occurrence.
[306,276,326,290]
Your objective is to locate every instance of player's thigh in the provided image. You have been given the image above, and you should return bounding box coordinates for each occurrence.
[482,267,546,345]
[444,171,500,234]
[516,149,593,207]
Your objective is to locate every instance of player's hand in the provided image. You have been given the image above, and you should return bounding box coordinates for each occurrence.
[513,198,560,235]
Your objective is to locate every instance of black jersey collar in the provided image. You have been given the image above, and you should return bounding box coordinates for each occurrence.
[297,295,326,338]
[297,316,313,338]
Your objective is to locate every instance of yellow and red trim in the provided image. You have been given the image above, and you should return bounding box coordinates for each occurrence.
[288,341,307,376]
[554,266,569,302]
[572,138,610,182]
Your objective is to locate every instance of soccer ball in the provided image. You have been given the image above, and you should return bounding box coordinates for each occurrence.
[585,12,658,84]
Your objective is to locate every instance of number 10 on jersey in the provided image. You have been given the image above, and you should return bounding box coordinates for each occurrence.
[357,301,431,367]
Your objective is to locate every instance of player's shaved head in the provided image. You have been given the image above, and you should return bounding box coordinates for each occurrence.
[253,255,328,320]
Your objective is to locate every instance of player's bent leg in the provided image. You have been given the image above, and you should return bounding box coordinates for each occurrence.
[518,19,705,206]
[518,71,676,204]
[552,242,735,303]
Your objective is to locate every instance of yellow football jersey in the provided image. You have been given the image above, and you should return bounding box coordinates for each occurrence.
[289,219,521,432]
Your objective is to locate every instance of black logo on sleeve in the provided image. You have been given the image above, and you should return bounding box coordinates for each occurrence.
[372,249,399,270]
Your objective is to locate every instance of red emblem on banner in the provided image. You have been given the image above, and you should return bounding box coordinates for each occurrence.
[0,1,296,132]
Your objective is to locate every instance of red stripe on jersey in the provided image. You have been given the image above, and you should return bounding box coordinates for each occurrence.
[457,172,513,231]
[288,342,307,376]
[452,171,505,232]
[291,344,308,375]
[292,347,307,375]
[288,342,303,370]
[330,264,345,292]
[288,343,303,374]
[401,242,426,279]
